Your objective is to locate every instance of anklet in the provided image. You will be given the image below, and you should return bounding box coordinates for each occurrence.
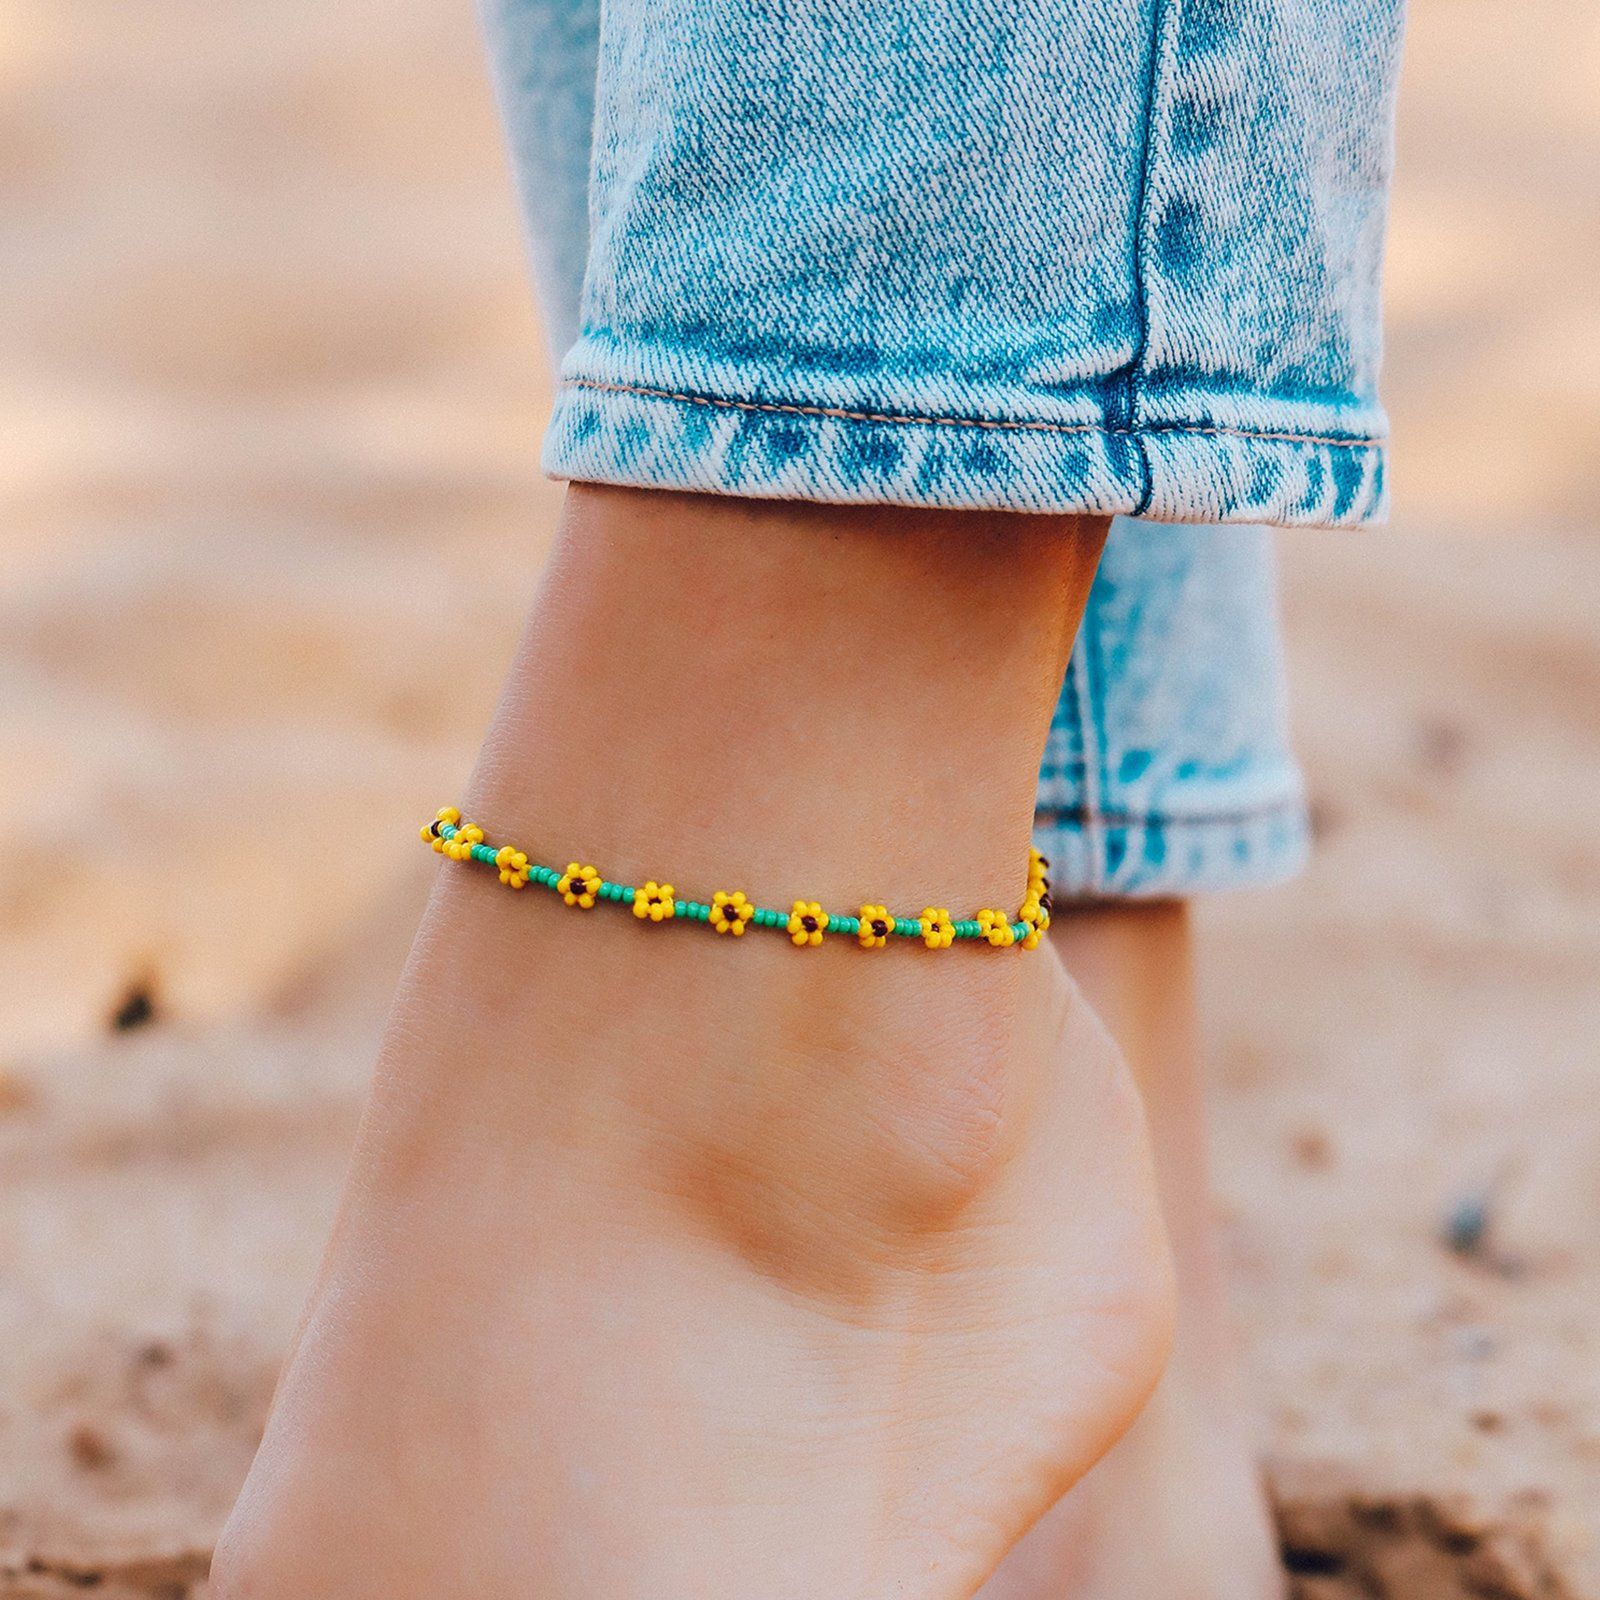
[420,808,1051,950]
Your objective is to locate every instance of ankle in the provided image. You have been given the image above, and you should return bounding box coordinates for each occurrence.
[393,486,1110,1285]
[377,871,1079,1299]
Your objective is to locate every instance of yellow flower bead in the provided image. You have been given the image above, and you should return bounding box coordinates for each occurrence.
[495,845,530,888]
[424,806,463,849]
[710,890,753,936]
[857,904,892,949]
[786,900,828,948]
[918,907,956,950]
[977,908,1016,948]
[633,881,677,921]
[445,822,484,861]
[1027,850,1050,896]
[558,861,601,908]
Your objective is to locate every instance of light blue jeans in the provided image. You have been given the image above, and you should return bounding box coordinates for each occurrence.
[481,0,1403,895]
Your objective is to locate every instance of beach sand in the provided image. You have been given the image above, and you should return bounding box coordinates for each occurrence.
[2,0,1598,1593]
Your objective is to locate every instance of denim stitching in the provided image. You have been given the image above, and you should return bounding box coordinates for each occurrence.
[1034,797,1306,829]
[561,378,1385,449]
[1124,0,1182,516]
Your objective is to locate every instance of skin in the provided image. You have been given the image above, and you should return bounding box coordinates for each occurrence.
[983,902,1286,1600]
[211,487,1175,1600]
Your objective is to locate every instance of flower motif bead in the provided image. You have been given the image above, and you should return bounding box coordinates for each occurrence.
[422,806,461,847]
[495,846,530,888]
[710,890,753,935]
[558,861,602,908]
[919,907,956,950]
[977,908,1016,948]
[633,881,676,922]
[1027,847,1050,896]
[786,900,828,947]
[445,822,485,861]
[857,905,893,949]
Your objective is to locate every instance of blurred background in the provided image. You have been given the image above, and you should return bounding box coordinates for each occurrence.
[2,0,1598,1595]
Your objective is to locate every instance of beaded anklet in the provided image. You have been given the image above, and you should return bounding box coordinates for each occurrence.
[421,808,1052,951]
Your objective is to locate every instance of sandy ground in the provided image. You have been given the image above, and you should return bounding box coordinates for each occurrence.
[1,0,1598,1595]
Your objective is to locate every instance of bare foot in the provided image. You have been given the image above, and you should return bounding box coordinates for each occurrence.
[975,1343,1284,1600]
[213,905,1171,1599]
[977,902,1285,1600]
[210,488,1174,1600]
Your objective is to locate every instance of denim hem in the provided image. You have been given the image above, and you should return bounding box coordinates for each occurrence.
[1033,799,1311,900]
[544,378,1387,528]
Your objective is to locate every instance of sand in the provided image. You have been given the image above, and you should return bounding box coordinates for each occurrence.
[2,0,1598,1594]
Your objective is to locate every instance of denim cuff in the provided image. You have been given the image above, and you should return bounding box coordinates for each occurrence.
[545,376,1386,529]
[1034,797,1311,901]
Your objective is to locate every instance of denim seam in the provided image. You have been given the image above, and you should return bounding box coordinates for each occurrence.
[559,378,1385,449]
[1124,0,1181,515]
[1035,796,1306,829]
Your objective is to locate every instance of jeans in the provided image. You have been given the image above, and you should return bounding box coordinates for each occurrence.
[481,0,1403,893]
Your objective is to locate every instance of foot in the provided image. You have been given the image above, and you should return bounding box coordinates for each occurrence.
[212,879,1171,1599]
[978,900,1286,1600]
[975,1354,1285,1600]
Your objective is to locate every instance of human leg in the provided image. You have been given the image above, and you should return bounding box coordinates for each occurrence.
[211,487,1175,1600]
